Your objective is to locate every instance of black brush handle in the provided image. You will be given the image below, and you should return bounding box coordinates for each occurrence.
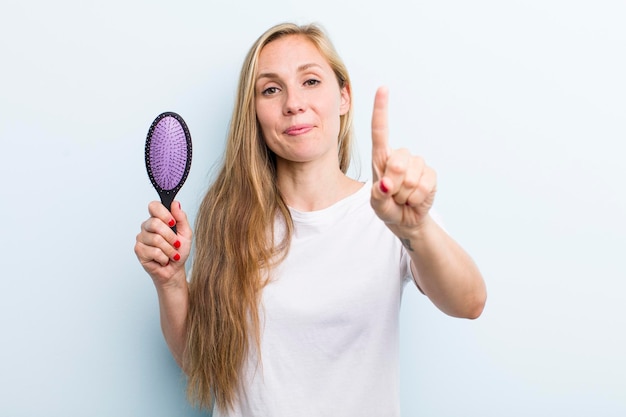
[160,191,178,234]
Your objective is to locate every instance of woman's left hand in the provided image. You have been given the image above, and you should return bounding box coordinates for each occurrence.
[370,86,438,231]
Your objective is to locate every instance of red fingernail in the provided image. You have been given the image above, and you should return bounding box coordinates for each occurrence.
[380,180,389,194]
[178,202,181,210]
[168,219,176,227]
[173,253,181,261]
[174,240,181,249]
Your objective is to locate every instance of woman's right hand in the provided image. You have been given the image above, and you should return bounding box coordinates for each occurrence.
[134,200,192,289]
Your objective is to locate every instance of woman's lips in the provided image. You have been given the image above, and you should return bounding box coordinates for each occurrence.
[284,125,313,135]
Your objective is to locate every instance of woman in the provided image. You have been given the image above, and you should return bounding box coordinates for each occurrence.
[135,22,486,416]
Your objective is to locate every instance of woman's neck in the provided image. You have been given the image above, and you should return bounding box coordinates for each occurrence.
[275,161,362,212]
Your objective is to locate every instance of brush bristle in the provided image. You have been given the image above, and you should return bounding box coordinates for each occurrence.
[148,115,189,190]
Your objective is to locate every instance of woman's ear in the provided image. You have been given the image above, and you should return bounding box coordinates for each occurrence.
[339,84,351,116]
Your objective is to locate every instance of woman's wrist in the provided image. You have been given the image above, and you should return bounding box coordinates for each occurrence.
[387,214,437,250]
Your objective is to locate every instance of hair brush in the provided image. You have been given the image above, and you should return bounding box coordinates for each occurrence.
[144,111,192,233]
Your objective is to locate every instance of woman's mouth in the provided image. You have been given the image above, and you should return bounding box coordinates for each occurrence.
[284,125,313,136]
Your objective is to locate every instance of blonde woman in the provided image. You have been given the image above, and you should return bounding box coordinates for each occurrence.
[135,22,486,417]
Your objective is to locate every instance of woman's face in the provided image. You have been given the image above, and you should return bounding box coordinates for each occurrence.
[254,35,350,169]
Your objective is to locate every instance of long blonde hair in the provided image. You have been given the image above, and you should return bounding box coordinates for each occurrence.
[185,22,355,412]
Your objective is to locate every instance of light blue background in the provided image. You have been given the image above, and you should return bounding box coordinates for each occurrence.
[1,0,625,416]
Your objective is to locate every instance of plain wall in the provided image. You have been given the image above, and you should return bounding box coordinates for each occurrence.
[1,0,624,415]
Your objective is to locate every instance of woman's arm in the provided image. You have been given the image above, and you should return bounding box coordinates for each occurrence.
[154,271,189,367]
[370,87,486,318]
[389,216,486,319]
[134,200,192,367]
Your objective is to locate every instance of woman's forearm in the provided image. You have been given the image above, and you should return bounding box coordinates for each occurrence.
[391,215,487,319]
[154,271,190,368]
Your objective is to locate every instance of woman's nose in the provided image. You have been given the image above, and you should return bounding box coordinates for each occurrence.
[283,88,306,115]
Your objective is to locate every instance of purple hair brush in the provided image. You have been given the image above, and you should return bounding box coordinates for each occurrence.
[144,111,192,233]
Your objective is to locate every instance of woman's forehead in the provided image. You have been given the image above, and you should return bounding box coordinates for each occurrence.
[257,35,329,75]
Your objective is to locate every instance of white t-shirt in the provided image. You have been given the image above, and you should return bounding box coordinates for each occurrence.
[213,181,415,417]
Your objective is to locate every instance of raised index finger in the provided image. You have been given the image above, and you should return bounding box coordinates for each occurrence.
[371,86,390,181]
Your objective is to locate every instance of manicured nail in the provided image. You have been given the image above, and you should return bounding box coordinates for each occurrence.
[168,218,176,227]
[380,180,389,194]
[174,240,181,249]
[173,253,181,261]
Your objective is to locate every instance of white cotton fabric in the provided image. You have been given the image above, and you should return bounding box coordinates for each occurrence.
[213,181,414,417]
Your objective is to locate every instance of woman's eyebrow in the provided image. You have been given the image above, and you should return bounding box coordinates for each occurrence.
[256,63,324,81]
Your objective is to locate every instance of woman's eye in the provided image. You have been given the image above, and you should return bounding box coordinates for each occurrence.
[304,79,320,86]
[262,86,279,96]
